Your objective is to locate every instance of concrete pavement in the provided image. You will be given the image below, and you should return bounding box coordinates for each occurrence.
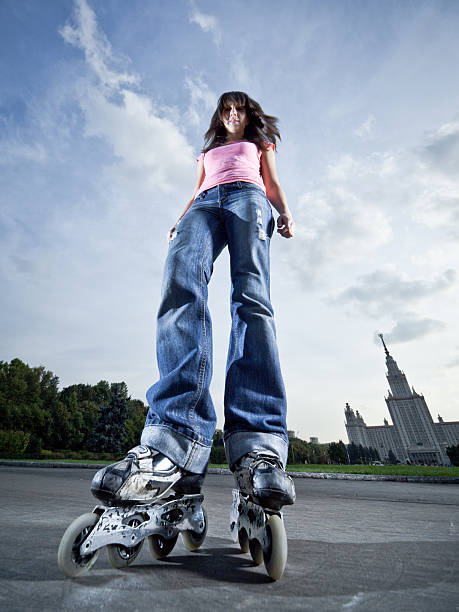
[0,466,458,611]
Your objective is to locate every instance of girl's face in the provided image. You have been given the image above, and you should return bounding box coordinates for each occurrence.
[221,101,248,139]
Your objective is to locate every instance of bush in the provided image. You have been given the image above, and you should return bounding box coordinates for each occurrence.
[446,444,459,466]
[210,445,227,464]
[25,434,42,459]
[0,430,31,457]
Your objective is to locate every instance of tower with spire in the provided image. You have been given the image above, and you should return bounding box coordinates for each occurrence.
[378,334,449,465]
[344,336,457,466]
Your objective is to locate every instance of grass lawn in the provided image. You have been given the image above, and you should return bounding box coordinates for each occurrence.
[1,458,114,464]
[2,458,458,477]
[286,464,459,477]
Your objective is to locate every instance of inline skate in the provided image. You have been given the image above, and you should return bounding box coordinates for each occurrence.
[57,445,207,578]
[229,451,295,581]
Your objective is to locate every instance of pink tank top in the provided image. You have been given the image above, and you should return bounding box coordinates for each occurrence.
[195,140,274,198]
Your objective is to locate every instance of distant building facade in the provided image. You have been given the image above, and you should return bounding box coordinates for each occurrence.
[345,336,458,466]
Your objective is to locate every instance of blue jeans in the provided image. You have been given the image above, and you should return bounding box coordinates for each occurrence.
[141,181,288,473]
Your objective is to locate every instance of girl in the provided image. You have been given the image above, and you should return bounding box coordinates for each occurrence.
[92,92,295,511]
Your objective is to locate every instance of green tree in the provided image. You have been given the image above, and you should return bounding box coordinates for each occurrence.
[124,399,148,450]
[209,429,226,463]
[25,433,42,458]
[347,442,359,463]
[212,429,224,445]
[369,447,381,462]
[88,382,130,454]
[56,381,110,450]
[210,445,227,463]
[328,440,348,464]
[338,440,349,464]
[59,381,110,407]
[0,359,59,448]
[0,430,30,457]
[307,442,329,464]
[446,444,459,466]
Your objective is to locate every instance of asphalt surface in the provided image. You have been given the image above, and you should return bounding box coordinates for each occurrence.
[0,466,458,612]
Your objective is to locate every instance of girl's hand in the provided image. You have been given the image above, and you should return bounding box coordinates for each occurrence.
[167,221,180,244]
[277,213,295,238]
[167,226,175,243]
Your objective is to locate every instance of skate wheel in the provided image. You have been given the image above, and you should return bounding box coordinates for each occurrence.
[148,533,179,559]
[249,538,264,565]
[106,515,144,569]
[263,514,287,581]
[238,528,249,553]
[57,512,100,578]
[181,506,208,552]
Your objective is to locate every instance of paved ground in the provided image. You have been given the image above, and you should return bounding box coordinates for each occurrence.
[0,466,458,612]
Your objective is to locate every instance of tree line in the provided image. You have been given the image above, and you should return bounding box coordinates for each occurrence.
[210,431,385,465]
[0,358,146,458]
[2,357,426,465]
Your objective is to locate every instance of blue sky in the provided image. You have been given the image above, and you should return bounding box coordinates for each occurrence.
[1,0,459,442]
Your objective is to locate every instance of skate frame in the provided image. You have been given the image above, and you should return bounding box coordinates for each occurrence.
[79,493,205,556]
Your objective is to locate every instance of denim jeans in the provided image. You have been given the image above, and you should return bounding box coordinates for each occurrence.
[141,181,288,473]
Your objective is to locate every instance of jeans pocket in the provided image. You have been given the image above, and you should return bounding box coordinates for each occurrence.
[268,214,275,238]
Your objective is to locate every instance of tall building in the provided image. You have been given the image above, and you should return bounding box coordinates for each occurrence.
[345,335,458,466]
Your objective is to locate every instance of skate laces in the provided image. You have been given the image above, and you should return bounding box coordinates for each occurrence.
[245,452,283,473]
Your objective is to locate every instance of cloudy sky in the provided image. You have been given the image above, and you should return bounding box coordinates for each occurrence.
[1,0,459,443]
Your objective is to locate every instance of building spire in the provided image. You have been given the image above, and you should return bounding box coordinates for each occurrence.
[378,334,412,397]
[378,333,389,356]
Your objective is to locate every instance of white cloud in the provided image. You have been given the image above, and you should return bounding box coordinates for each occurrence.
[80,87,194,193]
[230,52,252,89]
[0,140,47,164]
[410,246,459,271]
[409,120,459,236]
[288,185,392,286]
[285,109,459,293]
[189,2,221,47]
[58,0,195,196]
[331,268,456,318]
[59,0,138,91]
[420,118,459,177]
[185,74,217,127]
[326,151,398,182]
[445,355,459,368]
[354,114,376,139]
[326,116,459,245]
[383,314,446,344]
[1,0,201,401]
[411,177,459,237]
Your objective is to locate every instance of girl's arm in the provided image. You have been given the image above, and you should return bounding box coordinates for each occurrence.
[260,147,294,239]
[168,159,205,242]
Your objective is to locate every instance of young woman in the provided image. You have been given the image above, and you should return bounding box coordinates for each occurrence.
[91,92,295,511]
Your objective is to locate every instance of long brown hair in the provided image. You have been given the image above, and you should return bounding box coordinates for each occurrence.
[202,91,281,153]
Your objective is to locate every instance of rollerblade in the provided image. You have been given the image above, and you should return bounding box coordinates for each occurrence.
[229,451,295,581]
[58,446,207,578]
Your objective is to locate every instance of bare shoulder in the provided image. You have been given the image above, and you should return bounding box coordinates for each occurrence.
[260,145,277,171]
[260,143,275,156]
